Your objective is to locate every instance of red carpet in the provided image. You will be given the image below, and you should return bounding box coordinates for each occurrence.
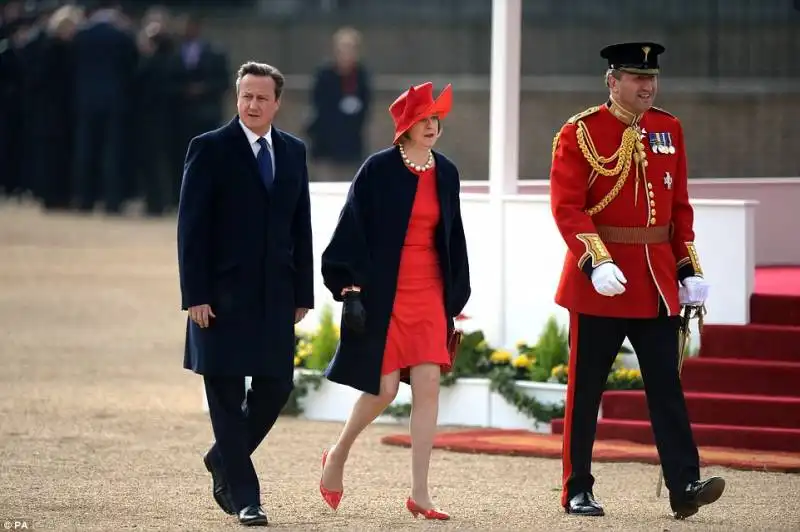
[551,266,800,453]
[750,294,800,326]
[380,430,800,473]
[753,266,800,296]
[699,323,800,362]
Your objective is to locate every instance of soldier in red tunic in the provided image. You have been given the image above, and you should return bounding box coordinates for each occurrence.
[550,42,725,520]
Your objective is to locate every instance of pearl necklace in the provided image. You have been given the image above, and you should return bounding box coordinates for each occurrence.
[399,144,434,172]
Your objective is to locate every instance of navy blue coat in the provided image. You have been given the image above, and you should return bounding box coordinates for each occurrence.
[178,117,314,380]
[321,146,471,395]
[72,19,138,112]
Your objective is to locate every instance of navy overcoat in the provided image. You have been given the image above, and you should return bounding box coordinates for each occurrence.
[321,146,471,395]
[177,116,314,380]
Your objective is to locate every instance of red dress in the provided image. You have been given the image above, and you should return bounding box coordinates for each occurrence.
[381,165,450,375]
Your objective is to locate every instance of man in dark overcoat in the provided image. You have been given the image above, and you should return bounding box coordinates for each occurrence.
[177,61,314,527]
[70,2,138,214]
[320,145,471,396]
[168,13,229,203]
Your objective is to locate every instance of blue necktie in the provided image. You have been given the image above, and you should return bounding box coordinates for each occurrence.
[256,137,273,188]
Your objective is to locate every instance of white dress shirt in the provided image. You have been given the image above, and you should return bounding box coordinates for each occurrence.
[238,119,275,178]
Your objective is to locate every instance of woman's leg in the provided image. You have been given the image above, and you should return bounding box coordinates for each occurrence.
[408,363,441,508]
[321,371,400,491]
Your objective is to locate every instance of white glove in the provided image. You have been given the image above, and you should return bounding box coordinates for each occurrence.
[591,263,627,297]
[679,276,709,306]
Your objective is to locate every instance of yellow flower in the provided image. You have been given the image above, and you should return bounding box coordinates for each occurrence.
[293,355,302,367]
[296,341,312,358]
[512,354,533,369]
[614,368,641,381]
[490,350,512,364]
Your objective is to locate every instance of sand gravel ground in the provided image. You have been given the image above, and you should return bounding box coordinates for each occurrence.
[0,203,798,531]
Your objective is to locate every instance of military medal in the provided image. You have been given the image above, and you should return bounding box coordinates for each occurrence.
[648,132,659,153]
[652,132,664,154]
[664,171,673,190]
[666,132,676,154]
[659,133,669,154]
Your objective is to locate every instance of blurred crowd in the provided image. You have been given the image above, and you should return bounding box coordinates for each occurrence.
[1,1,230,216]
[1,1,374,217]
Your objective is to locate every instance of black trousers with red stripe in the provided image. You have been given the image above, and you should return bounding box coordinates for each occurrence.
[560,306,700,507]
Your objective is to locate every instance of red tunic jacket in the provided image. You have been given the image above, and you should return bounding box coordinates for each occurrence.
[550,101,703,318]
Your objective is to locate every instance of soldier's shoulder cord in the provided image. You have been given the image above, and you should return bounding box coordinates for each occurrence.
[550,105,643,217]
[572,108,641,217]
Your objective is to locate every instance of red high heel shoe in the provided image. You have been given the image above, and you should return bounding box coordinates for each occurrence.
[319,449,343,511]
[406,497,450,520]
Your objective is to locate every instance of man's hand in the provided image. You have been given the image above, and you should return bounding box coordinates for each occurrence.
[188,304,215,328]
[679,276,709,306]
[294,308,309,324]
[591,263,627,297]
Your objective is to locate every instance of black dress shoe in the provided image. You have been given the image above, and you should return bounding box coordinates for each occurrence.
[203,452,236,515]
[671,476,726,520]
[238,505,268,526]
[565,492,605,516]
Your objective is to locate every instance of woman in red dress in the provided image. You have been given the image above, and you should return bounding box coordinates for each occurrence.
[319,82,471,520]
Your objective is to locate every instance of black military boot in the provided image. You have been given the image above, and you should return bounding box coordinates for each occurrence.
[565,492,605,516]
[670,476,726,519]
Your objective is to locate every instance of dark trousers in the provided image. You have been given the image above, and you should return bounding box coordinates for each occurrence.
[32,134,73,210]
[203,375,294,511]
[137,115,172,214]
[560,306,700,506]
[72,105,126,213]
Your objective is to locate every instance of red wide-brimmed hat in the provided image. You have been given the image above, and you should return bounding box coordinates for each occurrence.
[389,82,452,144]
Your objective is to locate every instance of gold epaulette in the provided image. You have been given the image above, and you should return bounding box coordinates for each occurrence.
[552,106,602,161]
[567,105,601,124]
[649,106,676,118]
